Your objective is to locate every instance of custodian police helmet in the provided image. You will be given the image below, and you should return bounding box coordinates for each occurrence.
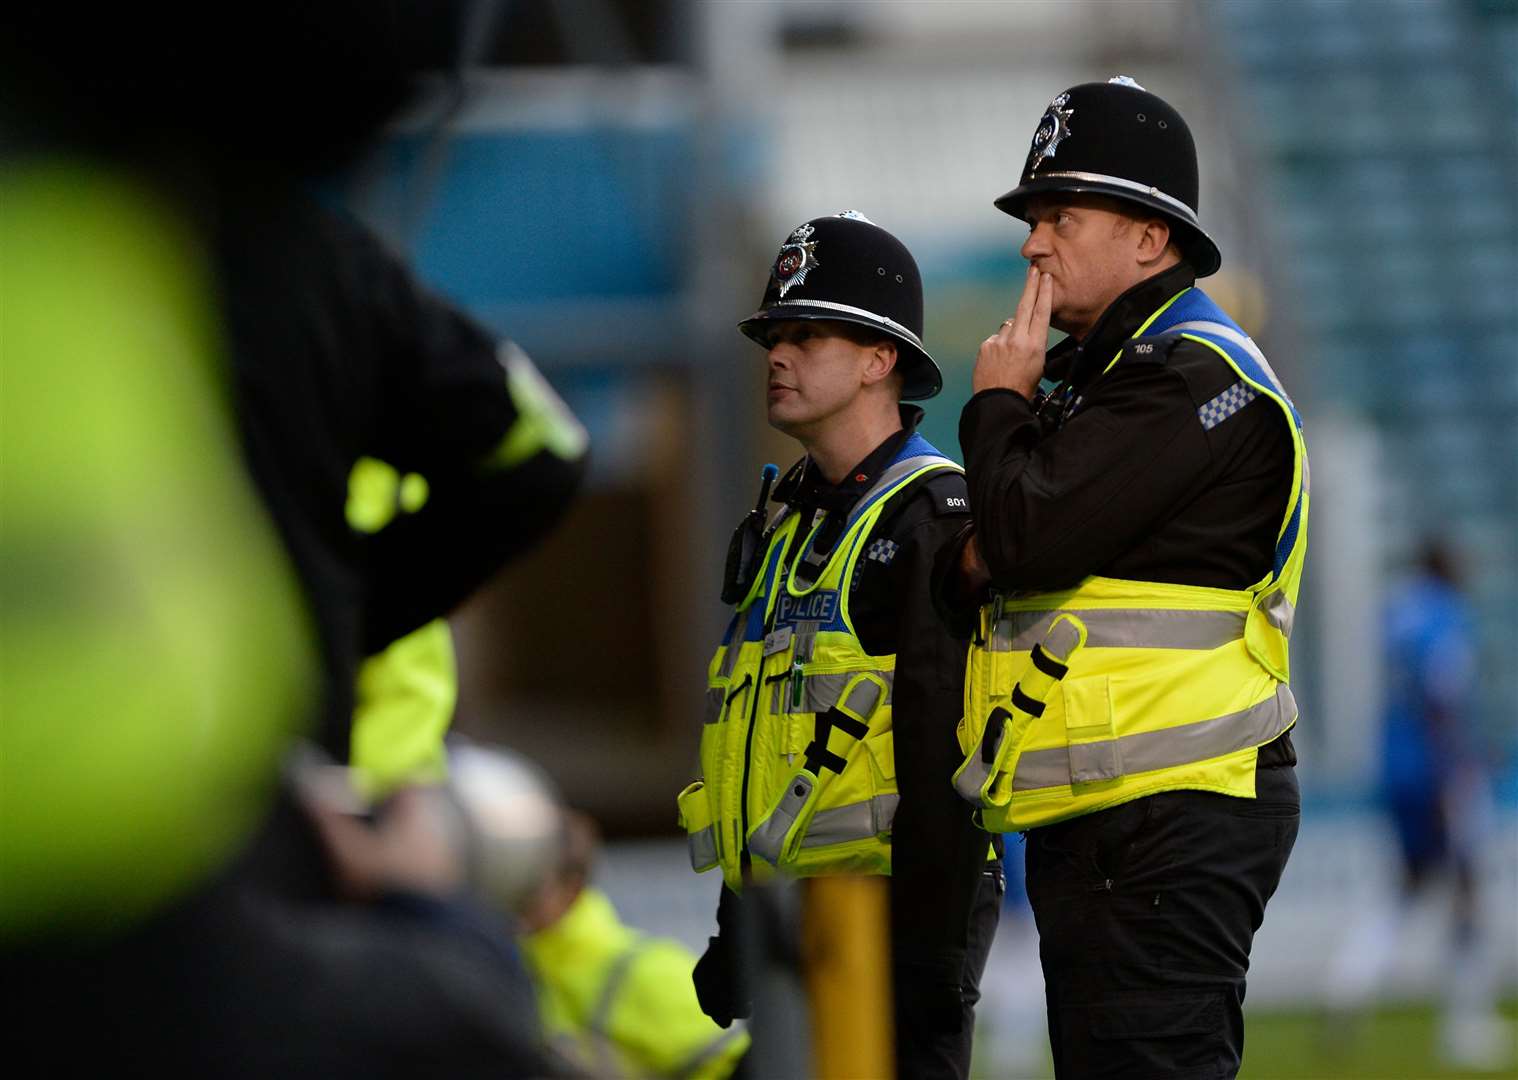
[737,211,943,400]
[994,77,1222,277]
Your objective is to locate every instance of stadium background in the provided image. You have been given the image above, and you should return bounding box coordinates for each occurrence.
[335,1,1518,1075]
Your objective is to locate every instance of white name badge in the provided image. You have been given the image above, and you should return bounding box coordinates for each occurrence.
[763,625,794,657]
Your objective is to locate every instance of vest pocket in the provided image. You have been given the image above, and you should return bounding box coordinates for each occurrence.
[864,730,895,786]
[676,780,718,873]
[1062,674,1122,784]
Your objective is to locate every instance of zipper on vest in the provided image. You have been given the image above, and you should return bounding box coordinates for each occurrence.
[736,656,767,877]
[738,564,790,877]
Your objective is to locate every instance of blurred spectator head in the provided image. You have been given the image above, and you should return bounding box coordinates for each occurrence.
[1417,537,1466,589]
[447,742,568,916]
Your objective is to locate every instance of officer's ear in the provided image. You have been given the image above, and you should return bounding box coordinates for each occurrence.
[1135,215,1174,266]
[861,339,899,388]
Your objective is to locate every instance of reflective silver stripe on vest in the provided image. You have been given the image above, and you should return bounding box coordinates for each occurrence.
[954,739,998,805]
[1043,616,1085,661]
[987,608,1245,652]
[770,669,894,715]
[1259,588,1296,638]
[687,825,717,871]
[748,772,814,864]
[1168,319,1288,398]
[847,454,960,529]
[718,637,742,680]
[1012,682,1297,792]
[588,939,653,1073]
[799,793,899,848]
[674,1027,748,1080]
[703,687,724,725]
[841,677,882,719]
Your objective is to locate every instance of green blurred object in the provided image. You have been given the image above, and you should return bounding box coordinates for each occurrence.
[0,160,317,942]
[344,456,455,798]
[1240,1003,1518,1080]
[969,1001,1518,1079]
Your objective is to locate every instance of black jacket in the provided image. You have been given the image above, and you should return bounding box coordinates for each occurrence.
[947,263,1296,766]
[217,177,587,757]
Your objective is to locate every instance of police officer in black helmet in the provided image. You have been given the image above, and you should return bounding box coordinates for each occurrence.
[685,212,1002,1078]
[938,79,1307,1078]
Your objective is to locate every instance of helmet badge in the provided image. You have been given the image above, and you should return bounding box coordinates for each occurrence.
[1027,92,1075,173]
[772,222,820,298]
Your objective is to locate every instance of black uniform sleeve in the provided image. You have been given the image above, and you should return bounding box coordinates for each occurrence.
[860,473,991,996]
[959,350,1213,591]
[336,220,589,652]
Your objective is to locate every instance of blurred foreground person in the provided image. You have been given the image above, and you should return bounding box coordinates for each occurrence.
[1324,541,1511,1071]
[518,812,751,1079]
[0,156,316,956]
[941,78,1307,1078]
[1,156,561,1079]
[217,179,589,764]
[676,212,1000,1077]
[2,6,586,1073]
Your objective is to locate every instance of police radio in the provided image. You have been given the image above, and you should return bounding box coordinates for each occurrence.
[721,463,779,604]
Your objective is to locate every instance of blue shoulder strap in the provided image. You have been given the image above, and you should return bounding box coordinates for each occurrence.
[1143,289,1301,426]
[1144,289,1305,581]
[844,433,960,529]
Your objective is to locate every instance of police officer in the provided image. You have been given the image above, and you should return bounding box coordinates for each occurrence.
[941,78,1307,1078]
[677,211,1000,1078]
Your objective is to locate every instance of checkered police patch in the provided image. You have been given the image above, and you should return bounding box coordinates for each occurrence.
[1198,380,1260,431]
[865,538,900,565]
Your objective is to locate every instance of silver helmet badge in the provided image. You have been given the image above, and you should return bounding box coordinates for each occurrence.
[1027,92,1075,174]
[772,222,820,298]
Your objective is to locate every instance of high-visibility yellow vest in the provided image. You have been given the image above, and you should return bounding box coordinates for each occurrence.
[955,287,1309,832]
[521,888,749,1079]
[677,436,961,890]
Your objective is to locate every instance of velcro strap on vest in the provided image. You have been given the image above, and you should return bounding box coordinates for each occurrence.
[803,744,849,775]
[981,707,1009,765]
[803,706,868,775]
[830,711,869,740]
[1010,685,1046,717]
[1029,643,1069,679]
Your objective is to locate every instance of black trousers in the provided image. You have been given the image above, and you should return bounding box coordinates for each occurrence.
[895,862,1004,1079]
[1025,767,1300,1080]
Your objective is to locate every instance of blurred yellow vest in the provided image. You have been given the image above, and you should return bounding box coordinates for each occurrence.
[522,888,748,1079]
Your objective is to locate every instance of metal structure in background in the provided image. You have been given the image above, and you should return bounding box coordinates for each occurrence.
[1213,0,1518,785]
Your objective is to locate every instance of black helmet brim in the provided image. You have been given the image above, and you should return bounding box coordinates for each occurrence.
[995,174,1222,278]
[737,302,943,401]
